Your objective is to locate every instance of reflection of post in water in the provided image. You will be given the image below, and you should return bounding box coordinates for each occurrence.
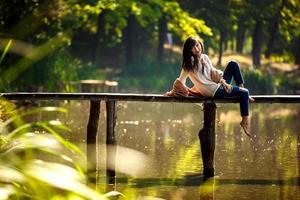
[199,103,216,177]
[264,114,277,171]
[168,177,215,200]
[199,177,215,200]
[251,112,260,158]
[106,100,117,187]
[155,121,167,158]
[296,109,300,184]
[234,124,241,154]
[233,124,242,173]
[86,100,101,184]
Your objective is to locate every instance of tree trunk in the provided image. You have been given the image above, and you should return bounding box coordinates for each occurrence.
[236,19,246,53]
[224,38,228,51]
[218,28,226,66]
[123,15,136,65]
[230,35,235,52]
[265,0,286,58]
[93,10,107,65]
[294,36,300,69]
[157,15,167,61]
[252,20,264,67]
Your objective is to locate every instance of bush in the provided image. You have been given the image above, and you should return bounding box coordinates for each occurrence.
[1,48,106,92]
[118,58,180,93]
[277,71,300,94]
[242,69,275,95]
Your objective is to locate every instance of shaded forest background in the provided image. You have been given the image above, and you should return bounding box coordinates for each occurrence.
[0,0,300,94]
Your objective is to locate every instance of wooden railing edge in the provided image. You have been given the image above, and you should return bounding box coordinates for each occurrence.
[1,92,300,103]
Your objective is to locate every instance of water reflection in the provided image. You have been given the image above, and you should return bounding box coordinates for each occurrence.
[23,101,300,199]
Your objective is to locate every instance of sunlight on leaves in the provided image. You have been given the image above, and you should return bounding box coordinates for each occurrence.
[0,39,12,65]
[25,160,106,200]
[0,185,15,200]
[0,33,70,86]
[0,166,25,183]
[2,106,67,127]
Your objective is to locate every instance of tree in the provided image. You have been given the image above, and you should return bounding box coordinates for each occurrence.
[279,0,300,68]
[181,0,235,66]
[265,0,287,58]
[87,0,212,65]
[246,0,278,67]
[232,0,252,53]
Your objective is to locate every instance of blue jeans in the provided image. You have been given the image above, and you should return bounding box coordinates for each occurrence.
[214,61,249,116]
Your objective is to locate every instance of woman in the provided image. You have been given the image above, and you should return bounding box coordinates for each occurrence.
[175,36,254,138]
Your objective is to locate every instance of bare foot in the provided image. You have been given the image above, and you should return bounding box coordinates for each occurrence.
[249,96,255,103]
[240,121,253,138]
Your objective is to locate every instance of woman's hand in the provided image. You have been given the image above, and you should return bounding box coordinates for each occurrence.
[220,79,232,93]
[223,83,232,93]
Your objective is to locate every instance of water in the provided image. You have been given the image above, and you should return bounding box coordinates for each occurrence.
[31,101,300,199]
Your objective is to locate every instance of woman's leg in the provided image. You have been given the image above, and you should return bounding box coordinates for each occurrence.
[223,60,255,102]
[241,116,252,138]
[214,86,252,137]
[223,60,244,86]
[215,86,249,116]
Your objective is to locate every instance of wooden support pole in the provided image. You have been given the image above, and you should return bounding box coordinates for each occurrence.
[199,103,216,177]
[106,100,117,185]
[87,100,101,183]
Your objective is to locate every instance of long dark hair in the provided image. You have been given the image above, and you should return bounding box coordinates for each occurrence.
[182,37,204,72]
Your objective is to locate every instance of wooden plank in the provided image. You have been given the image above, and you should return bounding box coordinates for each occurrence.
[1,93,300,103]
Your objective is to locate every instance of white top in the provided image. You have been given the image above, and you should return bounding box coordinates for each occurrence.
[179,54,223,97]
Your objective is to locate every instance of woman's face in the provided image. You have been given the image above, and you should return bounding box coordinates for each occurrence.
[191,41,202,56]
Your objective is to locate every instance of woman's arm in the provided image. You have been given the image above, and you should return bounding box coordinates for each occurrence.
[178,68,188,85]
[203,54,223,75]
[164,68,189,97]
[204,54,232,93]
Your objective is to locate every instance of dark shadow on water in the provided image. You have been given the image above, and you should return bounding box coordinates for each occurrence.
[103,175,300,188]
[218,177,300,186]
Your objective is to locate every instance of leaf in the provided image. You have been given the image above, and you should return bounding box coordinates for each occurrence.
[2,107,68,127]
[37,123,85,158]
[0,39,12,65]
[0,166,25,183]
[6,123,33,140]
[103,191,125,198]
[24,160,107,200]
[0,185,16,200]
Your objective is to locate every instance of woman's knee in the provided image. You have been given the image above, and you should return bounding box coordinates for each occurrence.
[239,87,249,97]
[228,60,240,70]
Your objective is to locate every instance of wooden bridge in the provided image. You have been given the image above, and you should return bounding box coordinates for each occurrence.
[1,93,300,184]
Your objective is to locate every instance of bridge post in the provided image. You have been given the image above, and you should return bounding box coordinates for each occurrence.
[106,100,117,186]
[87,100,101,184]
[199,102,216,177]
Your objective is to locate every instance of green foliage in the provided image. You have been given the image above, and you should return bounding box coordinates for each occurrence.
[0,46,105,92]
[1,0,300,93]
[119,58,180,93]
[0,39,12,65]
[0,99,107,200]
[242,69,275,94]
[164,2,213,41]
[280,0,300,41]
[277,71,300,94]
[92,0,212,44]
